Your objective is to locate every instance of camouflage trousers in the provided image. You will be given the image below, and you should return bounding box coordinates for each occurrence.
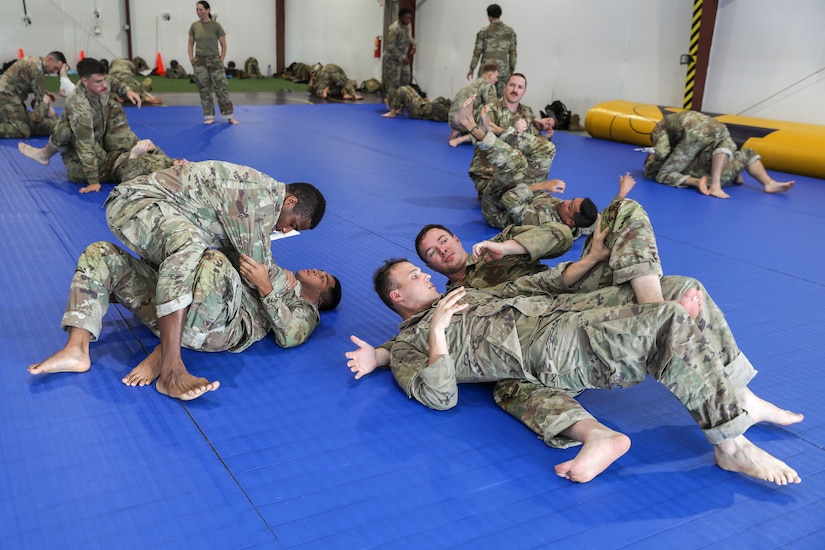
[0,93,55,138]
[62,241,261,352]
[382,57,411,97]
[472,129,556,228]
[192,55,234,120]
[690,146,760,186]
[105,192,222,318]
[391,86,450,121]
[51,97,139,183]
[513,291,754,446]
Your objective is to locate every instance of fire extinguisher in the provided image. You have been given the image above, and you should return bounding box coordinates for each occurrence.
[374,36,381,58]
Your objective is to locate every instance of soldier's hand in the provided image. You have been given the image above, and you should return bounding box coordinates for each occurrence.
[431,287,468,332]
[588,215,611,261]
[126,89,142,108]
[472,240,507,262]
[514,118,528,133]
[239,254,273,295]
[345,335,380,379]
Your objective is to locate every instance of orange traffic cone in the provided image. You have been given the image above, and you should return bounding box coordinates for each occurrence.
[18,49,24,59]
[78,50,85,62]
[156,52,166,76]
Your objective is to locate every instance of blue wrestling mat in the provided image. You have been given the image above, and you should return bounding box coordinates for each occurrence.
[1,100,824,549]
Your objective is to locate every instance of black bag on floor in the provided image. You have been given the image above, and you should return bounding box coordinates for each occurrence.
[541,100,571,130]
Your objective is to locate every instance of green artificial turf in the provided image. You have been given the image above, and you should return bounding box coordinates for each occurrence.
[45,75,308,94]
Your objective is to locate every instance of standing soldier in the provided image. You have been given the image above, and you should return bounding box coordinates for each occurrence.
[382,7,416,109]
[0,52,66,139]
[467,4,517,97]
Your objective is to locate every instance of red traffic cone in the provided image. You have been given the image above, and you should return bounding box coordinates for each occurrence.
[18,48,24,59]
[78,50,85,62]
[156,52,166,76]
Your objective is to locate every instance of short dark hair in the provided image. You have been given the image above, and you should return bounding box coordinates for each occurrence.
[508,72,527,87]
[320,274,342,311]
[373,258,407,312]
[399,7,413,17]
[77,58,106,79]
[285,182,326,229]
[414,224,453,262]
[327,81,344,99]
[480,63,499,75]
[573,198,599,228]
[487,4,502,18]
[46,51,67,65]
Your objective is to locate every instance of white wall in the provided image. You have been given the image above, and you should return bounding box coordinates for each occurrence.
[2,0,824,126]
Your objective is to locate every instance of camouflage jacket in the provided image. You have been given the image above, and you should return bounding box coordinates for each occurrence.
[446,222,573,291]
[62,75,133,185]
[385,20,415,63]
[308,64,355,98]
[0,56,50,123]
[469,21,517,75]
[109,160,287,274]
[390,270,576,410]
[448,76,498,122]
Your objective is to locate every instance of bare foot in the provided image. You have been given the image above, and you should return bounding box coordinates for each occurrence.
[381,109,397,118]
[697,175,710,195]
[18,142,52,166]
[172,159,190,166]
[679,288,703,319]
[737,387,804,426]
[129,139,157,159]
[708,180,730,199]
[714,435,801,485]
[79,183,101,194]
[451,94,477,132]
[554,424,631,483]
[28,347,91,375]
[764,180,794,194]
[154,355,219,400]
[204,119,215,125]
[449,134,472,148]
[122,346,162,386]
[228,118,239,125]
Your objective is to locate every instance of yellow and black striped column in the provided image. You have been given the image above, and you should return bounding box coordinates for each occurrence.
[683,0,717,111]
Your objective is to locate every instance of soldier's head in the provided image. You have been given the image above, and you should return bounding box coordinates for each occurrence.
[557,198,598,229]
[415,224,468,280]
[398,8,413,26]
[44,51,67,75]
[373,258,438,318]
[487,4,502,19]
[77,58,108,95]
[326,81,344,100]
[196,1,213,21]
[277,182,326,233]
[480,63,499,86]
[296,269,342,311]
[504,73,527,106]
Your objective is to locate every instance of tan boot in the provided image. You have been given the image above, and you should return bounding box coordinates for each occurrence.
[568,114,585,132]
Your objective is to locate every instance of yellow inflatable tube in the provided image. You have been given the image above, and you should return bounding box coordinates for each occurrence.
[584,100,825,180]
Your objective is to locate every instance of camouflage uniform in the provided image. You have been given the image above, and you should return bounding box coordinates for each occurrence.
[108,58,153,101]
[645,111,759,187]
[50,76,138,186]
[308,64,357,99]
[446,222,573,292]
[0,56,57,138]
[189,19,234,121]
[389,272,756,446]
[473,128,555,229]
[469,21,517,96]
[389,86,451,121]
[104,161,287,318]
[166,61,189,79]
[383,19,415,97]
[448,76,498,133]
[468,97,540,198]
[63,241,318,351]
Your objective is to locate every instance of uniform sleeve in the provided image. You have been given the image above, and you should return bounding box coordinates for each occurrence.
[500,183,535,212]
[106,75,131,99]
[469,30,484,71]
[500,263,574,297]
[66,99,101,185]
[29,61,47,122]
[506,223,573,261]
[385,26,402,59]
[509,31,518,72]
[390,341,459,410]
[260,284,320,348]
[215,193,277,270]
